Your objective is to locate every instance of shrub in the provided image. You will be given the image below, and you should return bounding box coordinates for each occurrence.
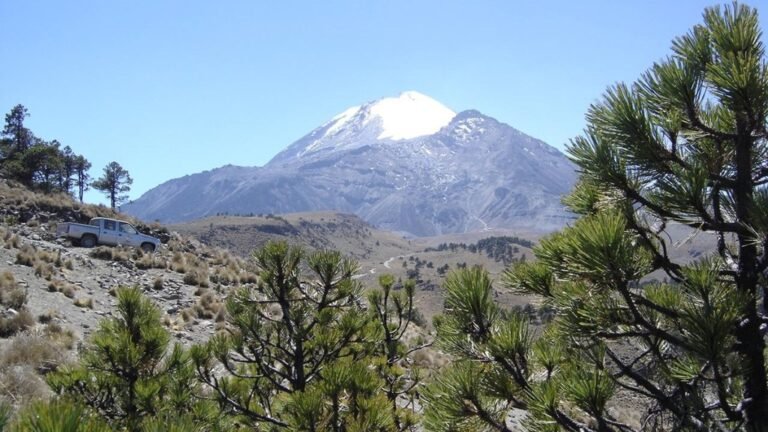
[0,310,35,338]
[192,290,223,320]
[0,331,68,372]
[88,246,113,261]
[9,399,111,432]
[2,289,26,311]
[15,245,36,266]
[183,268,210,288]
[2,230,21,249]
[178,309,188,322]
[34,262,56,280]
[61,286,76,299]
[73,298,93,309]
[0,365,49,409]
[44,323,76,350]
[0,272,27,310]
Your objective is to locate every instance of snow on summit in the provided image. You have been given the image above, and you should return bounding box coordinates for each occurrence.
[288,91,457,159]
[369,91,456,140]
[322,91,455,140]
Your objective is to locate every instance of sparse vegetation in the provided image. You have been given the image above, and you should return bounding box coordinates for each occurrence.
[0,272,26,310]
[152,277,164,290]
[0,272,33,337]
[0,310,35,338]
[88,245,130,262]
[424,235,532,264]
[73,297,93,309]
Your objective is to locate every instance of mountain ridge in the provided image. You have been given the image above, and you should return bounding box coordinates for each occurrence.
[125,92,578,236]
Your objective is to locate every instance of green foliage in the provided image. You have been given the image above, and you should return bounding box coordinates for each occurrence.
[0,105,89,195]
[424,236,532,264]
[47,287,212,431]
[422,362,509,432]
[0,402,11,432]
[192,241,406,430]
[283,359,396,431]
[427,267,535,431]
[428,4,768,431]
[9,399,110,432]
[367,275,424,429]
[91,161,133,210]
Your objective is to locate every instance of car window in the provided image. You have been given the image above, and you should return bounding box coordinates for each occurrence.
[104,220,117,231]
[119,223,137,235]
[90,219,100,226]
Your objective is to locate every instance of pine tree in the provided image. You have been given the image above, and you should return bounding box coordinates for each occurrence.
[191,241,393,430]
[1,105,32,157]
[47,287,214,431]
[25,139,64,192]
[425,3,768,431]
[1,105,36,185]
[58,145,77,195]
[91,161,132,210]
[74,155,92,203]
[367,275,425,429]
[9,399,111,432]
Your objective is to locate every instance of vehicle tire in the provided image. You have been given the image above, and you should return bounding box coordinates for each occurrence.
[80,235,97,248]
[140,243,155,253]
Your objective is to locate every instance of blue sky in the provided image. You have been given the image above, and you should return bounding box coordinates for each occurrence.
[1,1,765,204]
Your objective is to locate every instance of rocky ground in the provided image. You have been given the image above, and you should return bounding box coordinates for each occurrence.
[0,222,244,350]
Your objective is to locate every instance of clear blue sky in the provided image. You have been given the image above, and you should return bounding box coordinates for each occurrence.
[1,1,765,204]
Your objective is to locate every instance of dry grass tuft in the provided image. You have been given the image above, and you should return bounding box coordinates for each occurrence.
[0,364,50,407]
[0,323,77,408]
[73,297,93,309]
[61,285,76,299]
[0,272,34,338]
[183,266,210,288]
[135,253,167,270]
[43,323,76,350]
[89,246,130,262]
[34,262,56,280]
[152,277,164,290]
[15,244,37,266]
[0,227,21,249]
[48,279,78,298]
[0,272,26,310]
[0,310,35,338]
[15,245,61,280]
[0,330,69,372]
[187,290,223,320]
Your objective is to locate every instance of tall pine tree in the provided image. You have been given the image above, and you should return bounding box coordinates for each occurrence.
[426,3,768,431]
[91,161,133,210]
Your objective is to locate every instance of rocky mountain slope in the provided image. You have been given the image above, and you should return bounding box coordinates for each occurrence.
[125,92,578,236]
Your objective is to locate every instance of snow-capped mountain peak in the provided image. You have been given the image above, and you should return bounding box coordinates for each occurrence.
[126,96,578,236]
[325,91,455,141]
[367,91,456,140]
[277,92,457,161]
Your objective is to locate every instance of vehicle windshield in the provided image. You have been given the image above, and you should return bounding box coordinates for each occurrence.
[119,223,137,235]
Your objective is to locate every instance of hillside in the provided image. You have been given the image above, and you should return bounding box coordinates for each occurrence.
[0,179,721,430]
[0,180,546,417]
[170,212,549,319]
